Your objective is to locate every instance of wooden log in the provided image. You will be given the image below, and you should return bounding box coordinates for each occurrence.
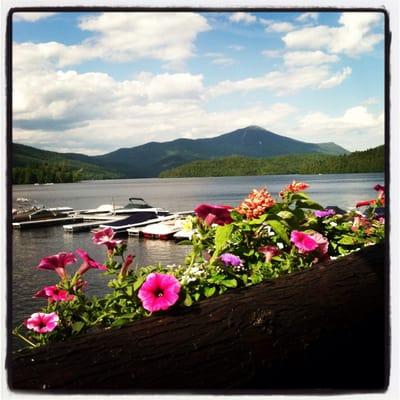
[8,243,387,392]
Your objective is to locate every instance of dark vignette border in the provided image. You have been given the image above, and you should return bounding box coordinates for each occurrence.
[5,5,391,396]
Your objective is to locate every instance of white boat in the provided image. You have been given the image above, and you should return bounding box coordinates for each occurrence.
[140,219,184,240]
[113,197,167,215]
[99,212,173,233]
[173,229,196,241]
[80,204,122,215]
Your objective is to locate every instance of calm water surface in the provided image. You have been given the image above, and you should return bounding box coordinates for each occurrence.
[11,173,384,329]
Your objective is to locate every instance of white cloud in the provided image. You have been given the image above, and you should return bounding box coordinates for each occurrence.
[229,45,244,51]
[13,13,210,70]
[362,97,380,106]
[265,22,295,33]
[211,57,235,66]
[12,68,296,154]
[318,67,352,89]
[296,12,318,22]
[208,65,351,97]
[229,12,257,24]
[205,52,235,67]
[14,12,56,22]
[295,106,383,150]
[283,12,383,56]
[283,51,339,67]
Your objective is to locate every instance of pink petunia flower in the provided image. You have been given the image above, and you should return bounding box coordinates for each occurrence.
[309,231,329,256]
[36,252,77,279]
[194,204,233,226]
[258,245,281,263]
[76,248,107,275]
[290,230,318,254]
[138,273,181,312]
[34,285,75,302]
[92,227,123,250]
[25,312,59,333]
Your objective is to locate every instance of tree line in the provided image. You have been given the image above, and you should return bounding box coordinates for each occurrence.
[12,161,83,184]
[159,146,384,178]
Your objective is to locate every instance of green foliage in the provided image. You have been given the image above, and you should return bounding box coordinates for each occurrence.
[12,143,123,184]
[159,146,384,178]
[13,182,385,351]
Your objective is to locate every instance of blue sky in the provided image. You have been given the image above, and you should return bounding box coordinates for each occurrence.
[12,11,385,155]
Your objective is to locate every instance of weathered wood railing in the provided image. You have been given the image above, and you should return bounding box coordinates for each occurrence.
[8,243,387,392]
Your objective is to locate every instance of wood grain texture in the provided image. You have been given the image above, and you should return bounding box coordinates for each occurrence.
[8,243,387,392]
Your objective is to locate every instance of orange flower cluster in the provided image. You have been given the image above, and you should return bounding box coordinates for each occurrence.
[279,180,309,197]
[236,188,276,219]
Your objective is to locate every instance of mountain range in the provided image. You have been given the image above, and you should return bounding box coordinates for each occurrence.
[12,126,349,179]
[13,126,349,180]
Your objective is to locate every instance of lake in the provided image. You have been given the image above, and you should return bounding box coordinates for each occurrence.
[11,173,384,331]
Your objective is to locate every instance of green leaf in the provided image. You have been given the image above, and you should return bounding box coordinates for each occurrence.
[133,276,146,291]
[193,292,201,301]
[338,235,356,245]
[204,286,216,297]
[178,240,193,246]
[214,224,234,253]
[268,220,290,245]
[72,321,85,334]
[184,293,193,307]
[241,274,248,284]
[277,210,295,220]
[296,199,324,210]
[110,318,130,328]
[221,278,237,288]
[248,214,267,225]
[291,193,309,201]
[125,285,133,297]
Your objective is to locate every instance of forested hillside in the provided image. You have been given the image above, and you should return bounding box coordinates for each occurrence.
[159,146,384,178]
[12,143,122,184]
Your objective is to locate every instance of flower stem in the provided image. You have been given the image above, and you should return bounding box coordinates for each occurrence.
[13,331,37,348]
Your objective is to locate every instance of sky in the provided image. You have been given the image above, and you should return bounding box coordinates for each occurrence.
[12,10,385,155]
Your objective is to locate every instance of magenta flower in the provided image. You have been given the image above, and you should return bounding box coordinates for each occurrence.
[258,245,280,263]
[24,312,59,333]
[34,285,75,302]
[76,248,107,275]
[290,230,318,254]
[220,253,243,267]
[314,209,336,218]
[138,273,181,312]
[36,252,77,279]
[92,227,123,250]
[374,184,384,192]
[194,204,233,226]
[309,231,329,256]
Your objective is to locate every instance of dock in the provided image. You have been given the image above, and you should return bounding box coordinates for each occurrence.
[63,217,124,233]
[13,216,84,230]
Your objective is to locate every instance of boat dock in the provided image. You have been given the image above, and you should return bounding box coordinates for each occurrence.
[63,216,125,233]
[13,216,84,230]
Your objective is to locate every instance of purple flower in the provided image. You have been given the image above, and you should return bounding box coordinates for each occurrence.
[314,209,336,218]
[220,253,243,267]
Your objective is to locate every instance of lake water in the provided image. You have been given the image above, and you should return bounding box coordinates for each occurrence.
[11,173,384,330]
